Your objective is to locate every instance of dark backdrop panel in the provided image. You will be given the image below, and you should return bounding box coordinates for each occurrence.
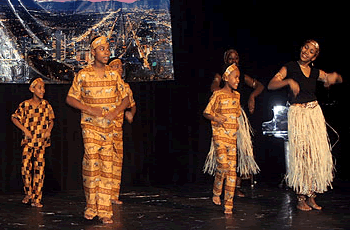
[1,0,349,193]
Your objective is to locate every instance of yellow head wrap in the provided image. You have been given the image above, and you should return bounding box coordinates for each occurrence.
[223,64,238,79]
[91,36,108,50]
[29,78,44,89]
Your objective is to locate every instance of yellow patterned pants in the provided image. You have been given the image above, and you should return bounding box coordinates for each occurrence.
[213,145,237,211]
[21,145,45,204]
[82,125,114,219]
[112,128,123,202]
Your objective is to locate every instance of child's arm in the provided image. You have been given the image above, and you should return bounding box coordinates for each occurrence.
[104,96,130,121]
[203,92,226,125]
[130,105,136,118]
[44,120,54,138]
[11,116,32,139]
[203,112,226,126]
[125,105,137,124]
[104,75,131,121]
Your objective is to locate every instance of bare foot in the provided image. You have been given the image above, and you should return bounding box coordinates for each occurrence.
[212,196,221,205]
[236,189,245,198]
[111,199,123,205]
[31,202,43,208]
[84,213,94,220]
[101,217,113,224]
[224,208,233,214]
[22,195,31,204]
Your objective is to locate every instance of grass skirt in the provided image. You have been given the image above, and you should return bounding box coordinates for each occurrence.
[287,101,334,195]
[203,109,260,177]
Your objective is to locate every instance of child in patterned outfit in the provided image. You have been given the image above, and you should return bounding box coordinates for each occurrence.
[108,58,136,124]
[108,58,136,205]
[66,36,130,224]
[11,77,55,208]
[203,64,241,214]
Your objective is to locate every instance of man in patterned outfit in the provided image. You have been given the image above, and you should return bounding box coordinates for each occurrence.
[11,77,55,208]
[203,64,241,214]
[66,36,130,224]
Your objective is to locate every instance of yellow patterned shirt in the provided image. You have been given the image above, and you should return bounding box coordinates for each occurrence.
[204,89,241,145]
[67,65,128,129]
[12,99,55,148]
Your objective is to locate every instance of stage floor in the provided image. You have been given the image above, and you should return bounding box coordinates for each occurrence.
[1,181,349,230]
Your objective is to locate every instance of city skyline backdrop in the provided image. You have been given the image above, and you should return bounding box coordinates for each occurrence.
[0,0,174,83]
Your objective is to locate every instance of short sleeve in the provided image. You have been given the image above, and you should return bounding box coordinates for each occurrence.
[67,71,83,101]
[47,103,55,121]
[116,74,128,100]
[11,102,25,123]
[204,92,218,117]
[125,83,136,108]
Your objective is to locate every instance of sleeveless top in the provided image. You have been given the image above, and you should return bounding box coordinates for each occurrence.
[284,61,319,104]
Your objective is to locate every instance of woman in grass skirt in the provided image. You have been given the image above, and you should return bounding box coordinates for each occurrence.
[267,40,343,211]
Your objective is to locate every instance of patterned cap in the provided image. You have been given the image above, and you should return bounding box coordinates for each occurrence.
[29,78,44,89]
[223,64,238,78]
[91,36,108,50]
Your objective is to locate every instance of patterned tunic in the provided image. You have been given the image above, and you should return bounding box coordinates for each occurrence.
[68,64,128,219]
[204,90,241,152]
[12,100,55,148]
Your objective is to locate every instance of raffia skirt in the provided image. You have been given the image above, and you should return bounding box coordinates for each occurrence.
[286,101,334,195]
[203,109,260,177]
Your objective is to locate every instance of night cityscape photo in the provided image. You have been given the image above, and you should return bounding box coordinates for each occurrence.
[0,0,174,83]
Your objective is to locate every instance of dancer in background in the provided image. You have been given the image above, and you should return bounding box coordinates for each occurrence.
[66,36,130,224]
[211,49,264,114]
[11,77,55,208]
[211,49,264,197]
[108,58,136,124]
[268,39,343,211]
[108,58,136,205]
[204,64,259,214]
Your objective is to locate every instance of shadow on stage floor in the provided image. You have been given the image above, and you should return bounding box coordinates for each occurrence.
[1,180,350,230]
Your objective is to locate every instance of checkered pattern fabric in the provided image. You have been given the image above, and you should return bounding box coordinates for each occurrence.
[12,100,55,148]
[21,146,46,203]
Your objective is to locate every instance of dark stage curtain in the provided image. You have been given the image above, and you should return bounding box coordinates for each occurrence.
[0,77,348,193]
